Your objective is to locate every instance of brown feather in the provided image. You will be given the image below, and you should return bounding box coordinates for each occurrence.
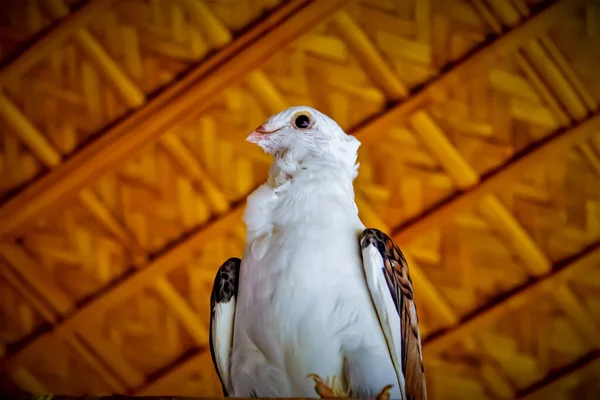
[361,229,427,400]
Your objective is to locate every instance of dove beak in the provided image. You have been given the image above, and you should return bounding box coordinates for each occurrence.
[246,124,281,144]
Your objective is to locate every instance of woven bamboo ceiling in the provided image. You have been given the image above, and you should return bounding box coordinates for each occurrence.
[0,0,599,398]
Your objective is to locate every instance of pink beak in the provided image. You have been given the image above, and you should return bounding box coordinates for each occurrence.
[246,124,281,144]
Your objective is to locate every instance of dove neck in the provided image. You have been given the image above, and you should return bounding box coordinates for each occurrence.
[262,155,360,227]
[268,154,357,196]
[244,157,361,241]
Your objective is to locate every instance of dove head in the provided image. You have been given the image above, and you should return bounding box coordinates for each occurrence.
[247,106,361,178]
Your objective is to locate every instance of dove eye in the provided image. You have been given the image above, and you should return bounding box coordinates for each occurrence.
[291,112,313,130]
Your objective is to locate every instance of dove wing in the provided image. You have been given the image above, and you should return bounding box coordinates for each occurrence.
[209,257,241,397]
[360,228,427,400]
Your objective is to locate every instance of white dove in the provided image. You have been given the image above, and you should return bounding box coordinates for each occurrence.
[209,106,426,400]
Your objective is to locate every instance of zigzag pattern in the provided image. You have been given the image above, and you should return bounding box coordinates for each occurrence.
[261,20,387,130]
[345,0,494,89]
[499,133,600,262]
[0,261,47,349]
[0,122,46,197]
[1,0,600,398]
[17,198,133,302]
[405,208,530,316]
[356,124,456,230]
[89,79,273,253]
[97,286,197,377]
[425,52,563,176]
[0,0,82,60]
[12,334,114,394]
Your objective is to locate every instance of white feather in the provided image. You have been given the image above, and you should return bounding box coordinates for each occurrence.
[212,299,236,394]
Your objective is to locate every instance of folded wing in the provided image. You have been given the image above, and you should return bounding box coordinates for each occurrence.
[360,229,427,400]
[209,257,241,397]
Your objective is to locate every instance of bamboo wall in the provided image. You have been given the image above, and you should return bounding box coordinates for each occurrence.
[0,0,599,399]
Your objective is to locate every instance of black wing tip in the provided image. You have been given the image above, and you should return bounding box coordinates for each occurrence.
[223,256,242,267]
[360,228,407,265]
[209,257,241,397]
[211,257,241,305]
[360,228,385,250]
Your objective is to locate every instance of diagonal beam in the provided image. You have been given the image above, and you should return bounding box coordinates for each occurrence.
[0,0,348,240]
[0,0,115,86]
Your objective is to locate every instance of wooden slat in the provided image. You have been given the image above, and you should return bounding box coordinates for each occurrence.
[0,0,116,87]
[0,264,57,324]
[511,0,530,17]
[43,0,72,17]
[478,195,551,276]
[66,334,128,393]
[409,111,479,189]
[42,0,144,107]
[538,34,598,113]
[478,361,515,399]
[0,0,348,240]
[77,189,145,258]
[152,277,209,345]
[514,51,571,127]
[488,0,522,26]
[355,193,390,233]
[9,367,49,394]
[72,326,146,389]
[0,242,73,315]
[524,39,588,121]
[551,286,600,347]
[0,93,61,167]
[246,71,289,114]
[159,133,229,215]
[330,11,407,100]
[470,0,504,33]
[471,0,573,126]
[73,30,145,107]
[579,142,600,176]
[174,0,233,47]
[405,256,459,327]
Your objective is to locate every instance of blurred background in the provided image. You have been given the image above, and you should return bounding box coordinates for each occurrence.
[0,0,599,398]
